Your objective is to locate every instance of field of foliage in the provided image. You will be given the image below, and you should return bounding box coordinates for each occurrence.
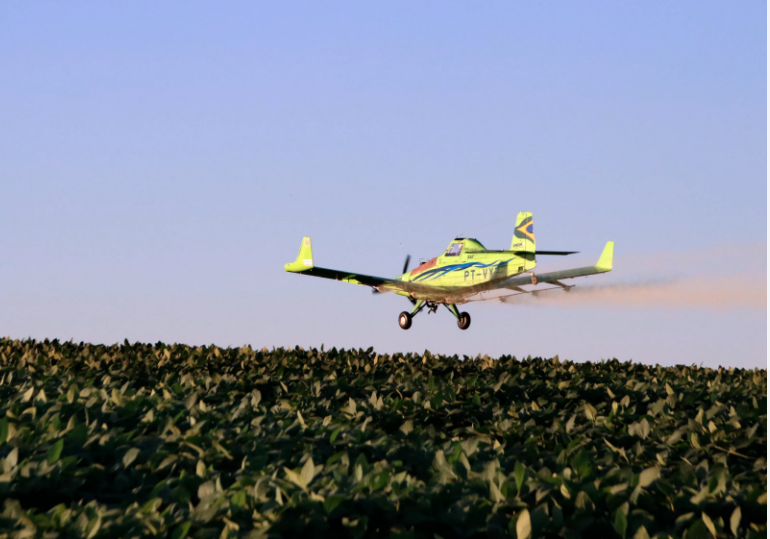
[0,338,766,538]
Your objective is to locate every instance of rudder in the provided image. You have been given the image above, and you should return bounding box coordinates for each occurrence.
[511,212,535,252]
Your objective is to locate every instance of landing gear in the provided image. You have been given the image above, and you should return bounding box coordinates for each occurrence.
[398,301,471,330]
[398,300,428,330]
[445,303,471,330]
[398,311,412,330]
[457,312,471,330]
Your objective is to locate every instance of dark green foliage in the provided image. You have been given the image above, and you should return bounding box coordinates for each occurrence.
[0,338,766,538]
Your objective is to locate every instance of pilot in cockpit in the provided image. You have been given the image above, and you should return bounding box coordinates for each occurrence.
[446,243,463,256]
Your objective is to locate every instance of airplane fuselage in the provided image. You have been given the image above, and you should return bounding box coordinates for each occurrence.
[396,238,536,289]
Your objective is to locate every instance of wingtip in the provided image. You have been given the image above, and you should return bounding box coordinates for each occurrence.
[596,241,614,271]
[285,236,314,273]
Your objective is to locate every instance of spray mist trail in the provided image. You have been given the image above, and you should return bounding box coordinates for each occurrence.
[482,276,766,310]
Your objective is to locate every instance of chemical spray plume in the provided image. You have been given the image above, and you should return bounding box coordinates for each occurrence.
[476,276,765,311]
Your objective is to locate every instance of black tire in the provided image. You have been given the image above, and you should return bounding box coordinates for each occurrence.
[398,311,412,330]
[457,312,471,330]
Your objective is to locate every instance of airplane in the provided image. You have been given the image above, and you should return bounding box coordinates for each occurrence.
[285,212,614,330]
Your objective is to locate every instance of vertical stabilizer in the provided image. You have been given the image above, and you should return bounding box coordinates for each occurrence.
[511,212,535,253]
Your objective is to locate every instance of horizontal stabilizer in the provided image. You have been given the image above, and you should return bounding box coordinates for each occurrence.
[464,249,578,255]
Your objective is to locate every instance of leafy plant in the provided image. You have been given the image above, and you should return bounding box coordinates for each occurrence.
[0,338,765,538]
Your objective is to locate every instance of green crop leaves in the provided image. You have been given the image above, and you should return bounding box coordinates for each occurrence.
[0,338,766,538]
[515,508,531,539]
[46,439,63,464]
[614,505,628,538]
[122,447,140,468]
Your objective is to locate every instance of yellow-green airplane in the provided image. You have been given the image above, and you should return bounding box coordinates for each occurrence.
[285,212,613,330]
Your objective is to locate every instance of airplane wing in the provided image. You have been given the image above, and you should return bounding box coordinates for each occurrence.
[498,241,614,290]
[284,237,452,298]
[284,237,390,285]
[397,242,613,301]
[286,237,613,303]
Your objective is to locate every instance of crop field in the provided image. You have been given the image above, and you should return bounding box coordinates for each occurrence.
[0,338,766,538]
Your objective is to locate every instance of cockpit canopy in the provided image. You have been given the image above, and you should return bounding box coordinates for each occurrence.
[444,238,485,256]
[446,242,463,256]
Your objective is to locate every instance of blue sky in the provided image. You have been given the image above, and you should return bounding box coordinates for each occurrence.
[1,2,766,367]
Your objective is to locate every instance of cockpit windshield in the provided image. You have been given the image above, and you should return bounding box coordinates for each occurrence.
[446,242,463,256]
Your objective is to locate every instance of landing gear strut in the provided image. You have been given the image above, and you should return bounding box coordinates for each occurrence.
[398,301,471,330]
[444,303,471,330]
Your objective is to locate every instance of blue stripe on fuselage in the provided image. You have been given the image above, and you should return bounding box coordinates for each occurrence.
[413,259,513,282]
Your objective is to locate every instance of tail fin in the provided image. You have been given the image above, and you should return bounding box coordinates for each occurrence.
[511,212,535,252]
[285,237,314,272]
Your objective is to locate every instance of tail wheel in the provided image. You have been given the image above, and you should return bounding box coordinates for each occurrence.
[398,311,412,330]
[457,312,471,330]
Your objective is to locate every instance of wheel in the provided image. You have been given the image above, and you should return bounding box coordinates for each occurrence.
[398,311,412,330]
[457,312,471,330]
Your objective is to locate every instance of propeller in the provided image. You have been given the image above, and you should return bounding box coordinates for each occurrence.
[401,255,417,304]
[372,254,412,296]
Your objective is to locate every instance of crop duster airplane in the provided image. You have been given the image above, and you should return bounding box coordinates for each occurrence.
[285,212,614,330]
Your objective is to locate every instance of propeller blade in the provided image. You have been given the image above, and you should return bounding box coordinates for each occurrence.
[403,255,415,304]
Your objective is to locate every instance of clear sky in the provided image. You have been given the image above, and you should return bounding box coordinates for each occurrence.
[1,2,766,368]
